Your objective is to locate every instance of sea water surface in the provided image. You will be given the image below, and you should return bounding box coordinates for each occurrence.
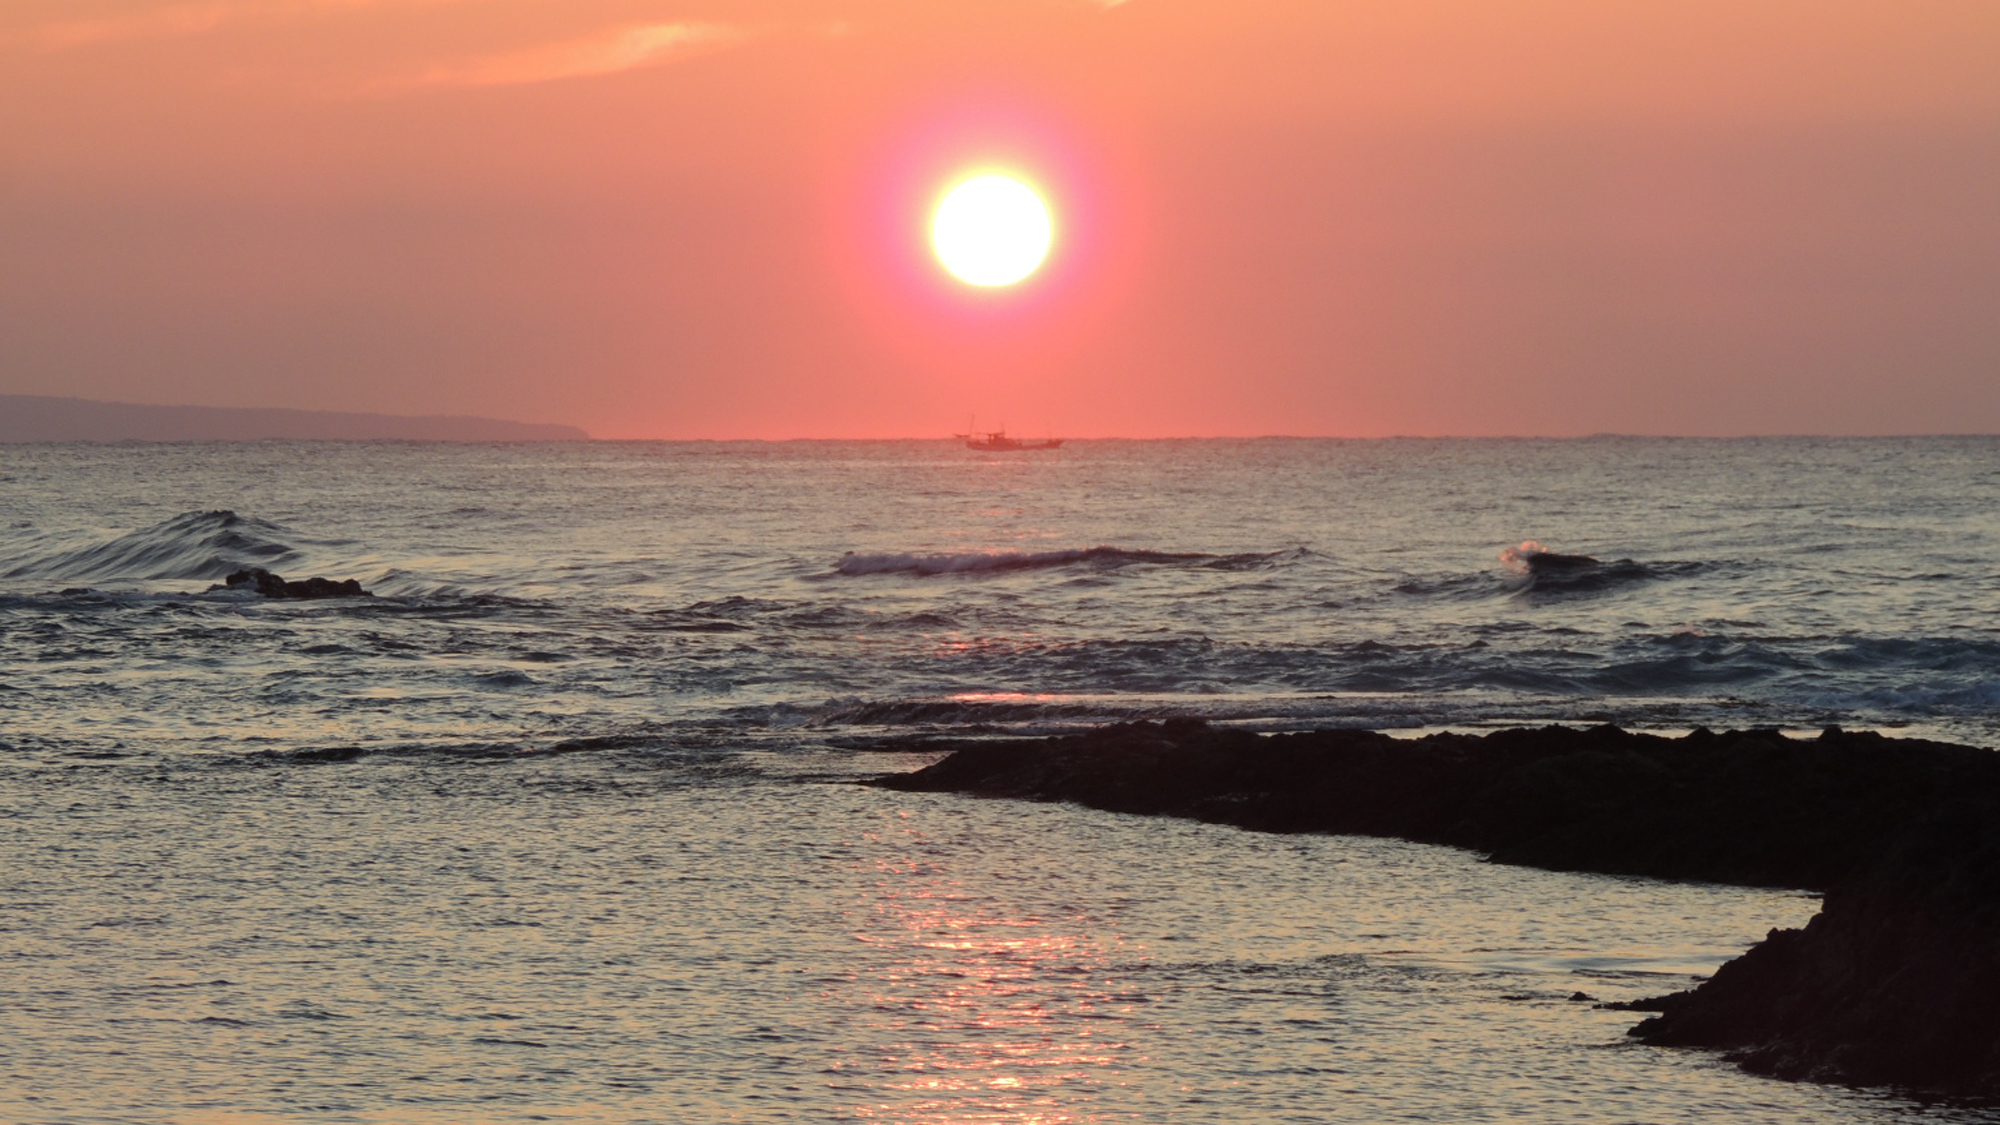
[2,438,1998,1123]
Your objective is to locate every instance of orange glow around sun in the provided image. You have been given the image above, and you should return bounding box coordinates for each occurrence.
[819,93,1148,389]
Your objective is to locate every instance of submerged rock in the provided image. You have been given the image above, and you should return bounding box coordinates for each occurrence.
[871,720,2000,1095]
[210,567,370,599]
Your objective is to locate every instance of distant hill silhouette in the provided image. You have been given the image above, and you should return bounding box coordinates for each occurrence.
[0,395,588,442]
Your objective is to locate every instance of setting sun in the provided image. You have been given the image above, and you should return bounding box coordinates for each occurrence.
[930,174,1053,287]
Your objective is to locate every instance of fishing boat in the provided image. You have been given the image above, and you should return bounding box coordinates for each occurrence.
[958,429,1063,451]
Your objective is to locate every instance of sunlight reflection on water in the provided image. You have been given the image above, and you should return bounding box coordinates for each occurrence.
[850,855,1132,1121]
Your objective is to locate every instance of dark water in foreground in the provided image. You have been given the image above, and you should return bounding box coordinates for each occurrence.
[2,438,1997,1122]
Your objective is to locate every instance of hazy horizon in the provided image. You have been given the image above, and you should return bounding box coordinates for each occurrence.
[11,392,2000,442]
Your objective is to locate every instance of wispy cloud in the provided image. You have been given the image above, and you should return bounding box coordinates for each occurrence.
[373,21,746,91]
[5,0,471,51]
[3,3,757,90]
[11,2,239,50]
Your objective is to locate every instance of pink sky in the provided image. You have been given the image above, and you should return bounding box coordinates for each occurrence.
[3,0,1998,438]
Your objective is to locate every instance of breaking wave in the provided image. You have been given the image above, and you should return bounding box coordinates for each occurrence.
[835,546,1300,577]
[1497,540,1706,597]
[1390,543,1712,602]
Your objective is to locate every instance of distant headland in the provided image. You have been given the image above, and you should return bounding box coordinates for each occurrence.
[0,394,589,442]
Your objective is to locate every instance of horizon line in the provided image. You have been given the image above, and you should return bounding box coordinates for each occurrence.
[5,395,1997,443]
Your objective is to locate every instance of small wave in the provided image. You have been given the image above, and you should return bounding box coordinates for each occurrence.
[1201,546,1321,571]
[1808,681,2000,714]
[1500,540,1601,575]
[242,734,692,766]
[1813,636,2000,673]
[1497,540,1705,598]
[813,697,1143,727]
[756,690,1510,739]
[1393,574,1500,600]
[835,545,1287,577]
[1582,645,1812,691]
[786,696,1276,736]
[1,509,299,584]
[469,669,540,689]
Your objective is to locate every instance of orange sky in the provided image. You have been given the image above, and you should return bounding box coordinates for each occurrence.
[3,0,1998,438]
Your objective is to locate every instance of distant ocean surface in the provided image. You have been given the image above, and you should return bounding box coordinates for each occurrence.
[3,438,1998,1124]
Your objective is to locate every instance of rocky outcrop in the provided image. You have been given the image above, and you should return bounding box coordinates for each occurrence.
[210,567,370,599]
[871,720,2000,1093]
[872,720,2000,889]
[1624,812,2000,1092]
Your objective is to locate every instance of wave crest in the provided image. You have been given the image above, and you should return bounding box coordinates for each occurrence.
[1497,540,1701,597]
[835,545,1297,577]
[1500,540,1602,575]
[2,509,299,583]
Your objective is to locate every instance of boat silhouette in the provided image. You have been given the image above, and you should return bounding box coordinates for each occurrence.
[957,428,1063,451]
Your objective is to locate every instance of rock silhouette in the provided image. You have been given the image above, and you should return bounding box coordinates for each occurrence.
[1622,810,2000,1092]
[211,567,370,599]
[871,720,2000,1094]
[1520,549,1601,573]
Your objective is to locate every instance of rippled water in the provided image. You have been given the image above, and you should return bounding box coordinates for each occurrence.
[2,438,1998,1122]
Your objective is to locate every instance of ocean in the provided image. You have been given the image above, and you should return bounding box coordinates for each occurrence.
[2,437,1997,1123]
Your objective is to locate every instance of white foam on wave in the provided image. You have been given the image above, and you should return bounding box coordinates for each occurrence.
[1499,540,1600,574]
[1499,540,1548,574]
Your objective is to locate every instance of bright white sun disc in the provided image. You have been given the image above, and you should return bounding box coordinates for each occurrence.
[930,175,1053,287]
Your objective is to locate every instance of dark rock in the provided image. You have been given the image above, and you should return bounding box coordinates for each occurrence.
[1524,550,1601,573]
[871,720,1998,889]
[1629,811,2000,1092]
[870,720,2000,1095]
[1597,994,1677,1012]
[209,567,370,599]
